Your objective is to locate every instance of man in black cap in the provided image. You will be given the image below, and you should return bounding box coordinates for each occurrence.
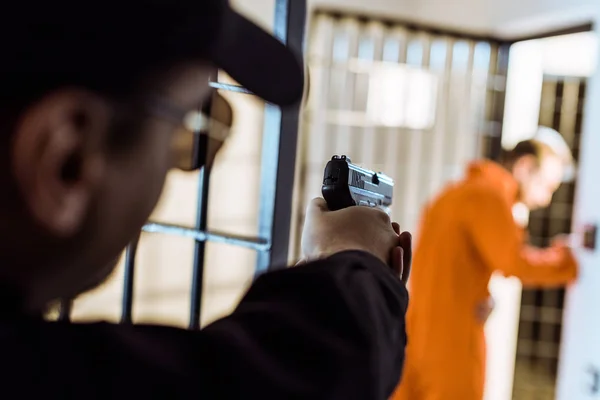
[0,1,411,398]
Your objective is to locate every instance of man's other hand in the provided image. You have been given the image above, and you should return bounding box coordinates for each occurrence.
[476,297,495,324]
[551,234,571,248]
[300,198,412,283]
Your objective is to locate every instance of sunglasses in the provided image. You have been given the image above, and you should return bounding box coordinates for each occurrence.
[148,91,233,171]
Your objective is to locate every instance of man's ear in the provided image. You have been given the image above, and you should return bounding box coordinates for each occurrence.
[11,89,111,237]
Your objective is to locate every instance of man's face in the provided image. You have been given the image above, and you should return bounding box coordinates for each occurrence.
[9,63,215,306]
[514,154,564,210]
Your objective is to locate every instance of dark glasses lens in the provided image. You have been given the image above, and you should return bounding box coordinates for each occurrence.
[170,92,233,171]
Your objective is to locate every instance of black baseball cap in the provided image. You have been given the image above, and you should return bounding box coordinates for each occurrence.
[2,0,305,107]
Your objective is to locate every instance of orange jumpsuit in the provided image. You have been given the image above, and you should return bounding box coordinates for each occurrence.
[391,160,578,400]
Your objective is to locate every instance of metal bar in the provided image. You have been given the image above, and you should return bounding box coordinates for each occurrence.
[255,0,307,275]
[427,37,454,196]
[209,81,253,95]
[402,34,430,229]
[290,13,336,262]
[142,222,269,251]
[188,87,217,329]
[332,19,359,163]
[121,235,140,324]
[487,43,510,161]
[188,165,210,329]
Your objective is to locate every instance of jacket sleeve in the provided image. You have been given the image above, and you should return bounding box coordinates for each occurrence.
[464,187,578,287]
[198,250,408,400]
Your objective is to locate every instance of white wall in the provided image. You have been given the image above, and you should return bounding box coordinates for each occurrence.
[556,4,600,399]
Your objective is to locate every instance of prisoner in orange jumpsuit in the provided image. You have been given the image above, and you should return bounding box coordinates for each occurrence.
[392,130,578,400]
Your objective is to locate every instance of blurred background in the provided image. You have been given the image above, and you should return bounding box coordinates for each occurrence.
[63,0,600,399]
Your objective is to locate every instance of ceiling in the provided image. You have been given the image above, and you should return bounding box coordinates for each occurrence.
[310,0,597,39]
[234,0,598,40]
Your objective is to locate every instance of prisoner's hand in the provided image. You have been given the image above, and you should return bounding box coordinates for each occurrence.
[301,198,412,283]
[476,297,495,324]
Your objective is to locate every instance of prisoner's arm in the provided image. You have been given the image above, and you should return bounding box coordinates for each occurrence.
[465,187,577,287]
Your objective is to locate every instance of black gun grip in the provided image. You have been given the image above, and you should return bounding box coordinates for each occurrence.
[322,184,356,211]
[322,157,356,211]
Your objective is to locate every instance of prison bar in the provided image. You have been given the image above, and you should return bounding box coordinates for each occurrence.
[487,43,511,161]
[255,0,307,275]
[57,299,72,322]
[189,166,210,329]
[188,105,213,330]
[142,223,270,252]
[209,82,253,95]
[121,236,140,324]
